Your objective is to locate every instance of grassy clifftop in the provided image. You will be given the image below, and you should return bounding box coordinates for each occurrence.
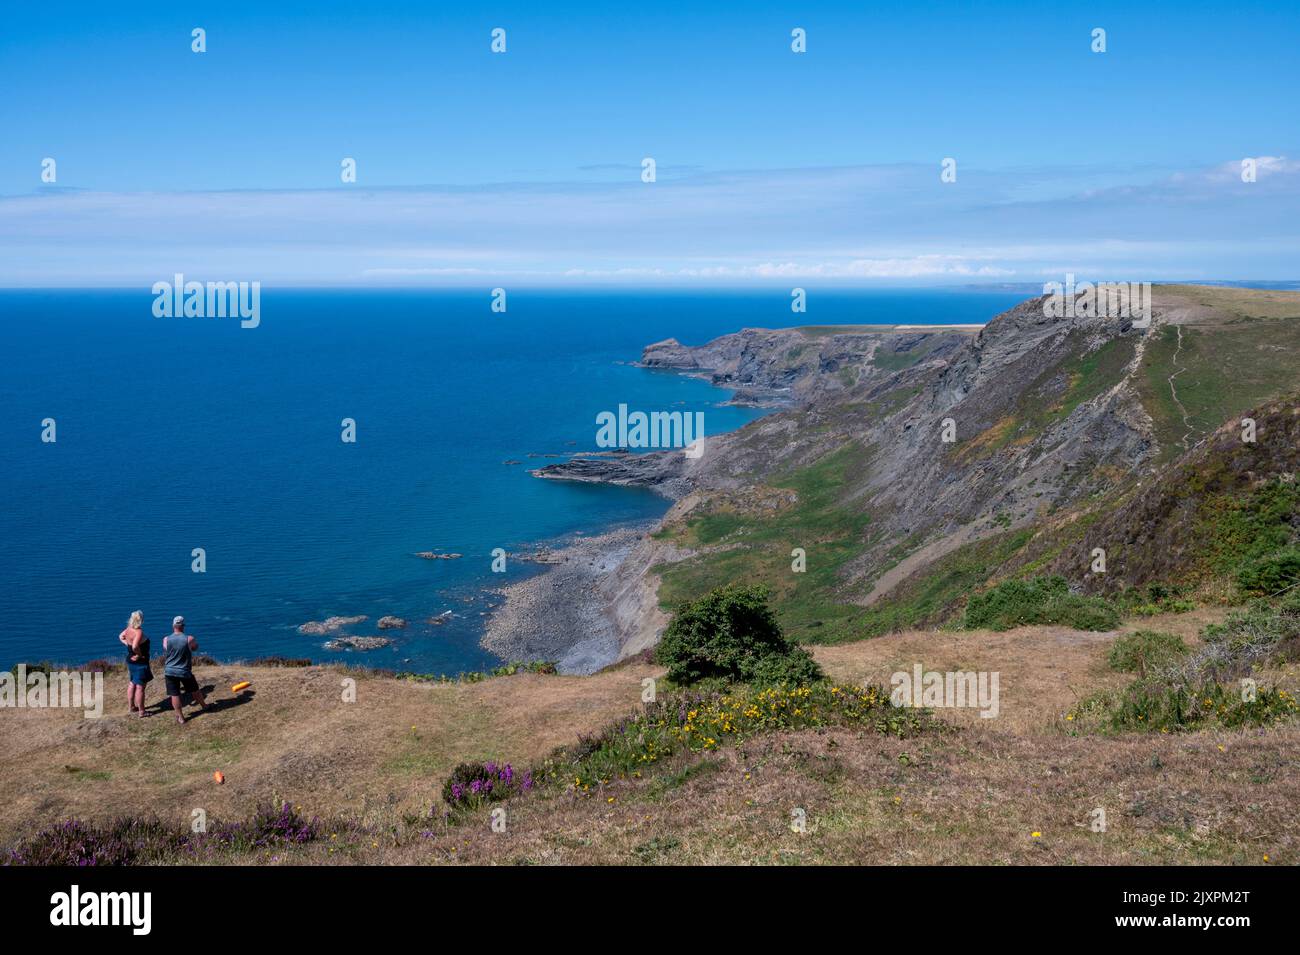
[5,607,1297,865]
[1135,289,1300,461]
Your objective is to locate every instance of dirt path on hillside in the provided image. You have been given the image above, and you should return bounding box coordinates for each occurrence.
[856,523,988,606]
[1167,323,1196,450]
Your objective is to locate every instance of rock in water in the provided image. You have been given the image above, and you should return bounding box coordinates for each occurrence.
[323,636,393,651]
[298,615,367,635]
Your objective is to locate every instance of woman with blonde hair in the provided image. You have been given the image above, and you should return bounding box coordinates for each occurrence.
[118,610,152,717]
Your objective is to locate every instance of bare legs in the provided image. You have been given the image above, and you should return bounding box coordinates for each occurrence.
[127,682,147,717]
[170,688,207,724]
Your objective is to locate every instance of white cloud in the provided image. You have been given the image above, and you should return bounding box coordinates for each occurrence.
[1,157,1296,285]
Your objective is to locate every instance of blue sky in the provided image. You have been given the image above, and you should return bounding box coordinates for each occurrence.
[2,1,1297,285]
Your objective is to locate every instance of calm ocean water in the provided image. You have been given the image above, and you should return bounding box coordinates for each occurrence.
[0,288,1025,672]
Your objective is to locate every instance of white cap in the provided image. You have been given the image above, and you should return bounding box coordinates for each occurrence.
[173,615,185,628]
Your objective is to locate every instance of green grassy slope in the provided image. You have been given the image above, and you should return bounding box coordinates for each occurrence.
[654,444,872,643]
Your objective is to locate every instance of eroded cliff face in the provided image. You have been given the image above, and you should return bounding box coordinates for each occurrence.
[535,323,980,496]
[1037,395,1300,595]
[531,287,1300,658]
[639,325,972,407]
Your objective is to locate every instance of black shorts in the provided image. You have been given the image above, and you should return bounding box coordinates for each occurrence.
[164,673,199,697]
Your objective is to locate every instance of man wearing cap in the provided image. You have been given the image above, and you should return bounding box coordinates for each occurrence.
[161,616,207,724]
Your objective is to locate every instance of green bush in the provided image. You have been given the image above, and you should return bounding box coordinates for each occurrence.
[1068,594,1300,734]
[1237,543,1300,596]
[656,584,823,686]
[1070,679,1298,734]
[1114,582,1196,616]
[1199,591,1300,667]
[1107,630,1188,674]
[746,646,824,688]
[963,575,1119,632]
[1124,599,1196,616]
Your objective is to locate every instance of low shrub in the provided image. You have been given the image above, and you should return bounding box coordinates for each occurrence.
[208,801,320,850]
[1107,630,1188,674]
[963,575,1119,632]
[1069,594,1300,734]
[9,662,54,676]
[656,584,823,686]
[395,660,558,684]
[551,682,928,792]
[1126,598,1196,616]
[2,801,320,866]
[11,659,121,676]
[1237,544,1300,597]
[1114,582,1196,616]
[441,761,533,810]
[1191,591,1300,681]
[3,817,180,866]
[480,661,558,679]
[249,656,313,668]
[1069,679,1298,734]
[1207,477,1300,599]
[745,646,824,688]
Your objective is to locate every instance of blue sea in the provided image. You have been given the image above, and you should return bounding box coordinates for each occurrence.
[0,288,1025,673]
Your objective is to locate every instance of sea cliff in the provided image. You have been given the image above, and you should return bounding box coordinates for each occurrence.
[488,286,1300,668]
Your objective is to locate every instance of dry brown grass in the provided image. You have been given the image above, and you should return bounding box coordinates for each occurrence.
[5,609,1297,865]
[952,415,1016,464]
[364,720,1296,866]
[811,608,1224,734]
[1157,284,1300,322]
[0,661,658,846]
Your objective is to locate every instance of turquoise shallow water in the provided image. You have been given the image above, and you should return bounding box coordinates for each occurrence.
[0,287,1024,672]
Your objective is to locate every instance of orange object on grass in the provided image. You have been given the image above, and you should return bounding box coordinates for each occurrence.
[231,681,251,693]
[213,771,225,784]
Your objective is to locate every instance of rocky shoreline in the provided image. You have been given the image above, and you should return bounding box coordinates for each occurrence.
[481,523,670,675]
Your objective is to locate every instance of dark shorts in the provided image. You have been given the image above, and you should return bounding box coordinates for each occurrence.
[164,673,199,697]
[126,659,154,686]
